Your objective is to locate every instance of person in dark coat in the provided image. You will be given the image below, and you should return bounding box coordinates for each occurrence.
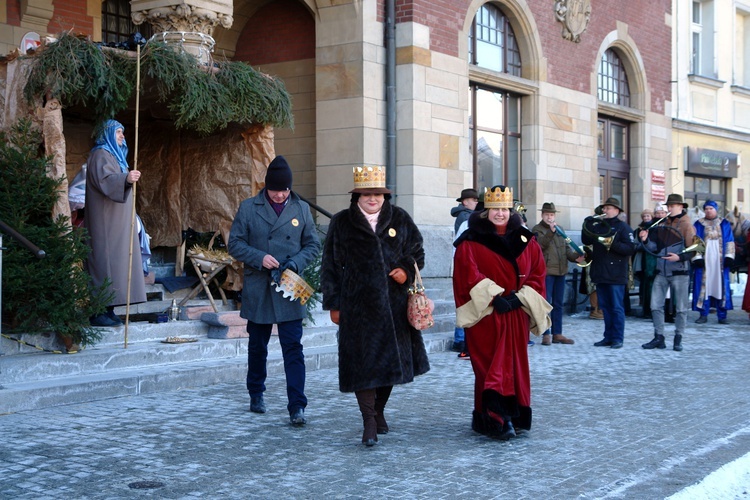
[451,188,479,233]
[582,197,636,349]
[84,119,146,327]
[320,166,429,447]
[228,155,321,426]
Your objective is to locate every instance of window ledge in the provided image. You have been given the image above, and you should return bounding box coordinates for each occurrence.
[688,74,725,89]
[597,101,645,123]
[730,85,750,98]
[469,66,538,96]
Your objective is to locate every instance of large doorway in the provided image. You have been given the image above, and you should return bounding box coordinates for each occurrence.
[597,116,630,215]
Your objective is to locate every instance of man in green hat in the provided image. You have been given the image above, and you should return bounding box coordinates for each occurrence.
[532,202,584,346]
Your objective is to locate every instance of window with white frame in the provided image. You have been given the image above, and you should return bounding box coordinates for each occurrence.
[736,7,750,87]
[691,0,716,77]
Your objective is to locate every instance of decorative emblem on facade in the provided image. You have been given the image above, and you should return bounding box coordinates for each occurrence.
[555,0,592,43]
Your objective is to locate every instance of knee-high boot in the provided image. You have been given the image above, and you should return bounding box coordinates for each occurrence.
[374,385,393,434]
[355,389,377,446]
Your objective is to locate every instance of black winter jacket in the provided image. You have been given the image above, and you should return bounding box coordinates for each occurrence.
[581,216,636,285]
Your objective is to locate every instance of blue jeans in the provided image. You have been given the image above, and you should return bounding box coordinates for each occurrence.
[454,327,465,343]
[544,275,566,336]
[246,319,307,413]
[596,283,625,343]
[651,273,690,333]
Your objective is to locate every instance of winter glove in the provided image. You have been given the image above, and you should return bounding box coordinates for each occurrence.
[724,257,735,269]
[280,259,298,273]
[389,268,408,285]
[492,292,522,314]
[330,310,340,325]
[270,268,282,284]
[692,259,704,269]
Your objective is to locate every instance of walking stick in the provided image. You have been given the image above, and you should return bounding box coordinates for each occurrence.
[124,44,142,349]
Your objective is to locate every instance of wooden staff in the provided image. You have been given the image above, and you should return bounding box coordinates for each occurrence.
[124,44,142,349]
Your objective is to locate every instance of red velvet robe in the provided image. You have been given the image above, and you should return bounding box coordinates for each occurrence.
[453,213,546,432]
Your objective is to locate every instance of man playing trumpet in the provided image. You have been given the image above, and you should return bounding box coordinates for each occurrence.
[532,202,585,345]
[639,194,697,351]
[582,198,636,349]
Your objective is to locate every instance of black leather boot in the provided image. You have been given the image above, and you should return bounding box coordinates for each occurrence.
[642,334,666,349]
[374,385,393,434]
[355,389,378,446]
[664,299,675,323]
[673,334,683,352]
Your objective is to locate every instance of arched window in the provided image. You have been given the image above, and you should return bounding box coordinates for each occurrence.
[598,48,630,107]
[102,0,152,44]
[468,4,521,76]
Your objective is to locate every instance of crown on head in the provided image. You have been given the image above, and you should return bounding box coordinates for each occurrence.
[353,166,386,190]
[484,186,513,209]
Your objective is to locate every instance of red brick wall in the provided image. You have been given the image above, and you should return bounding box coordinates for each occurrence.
[7,0,21,25]
[233,0,314,65]
[377,0,671,113]
[49,0,94,35]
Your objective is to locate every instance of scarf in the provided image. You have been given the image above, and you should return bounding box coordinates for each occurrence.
[358,205,380,232]
[91,119,129,173]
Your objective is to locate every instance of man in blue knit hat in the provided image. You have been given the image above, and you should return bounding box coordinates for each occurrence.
[228,155,321,426]
[692,200,735,324]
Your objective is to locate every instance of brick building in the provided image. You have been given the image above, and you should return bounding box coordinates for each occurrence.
[2,0,720,279]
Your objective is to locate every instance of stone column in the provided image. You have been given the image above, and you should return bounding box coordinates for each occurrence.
[130,0,233,64]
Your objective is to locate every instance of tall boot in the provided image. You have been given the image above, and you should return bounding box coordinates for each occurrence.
[374,385,393,434]
[589,291,603,319]
[641,334,666,350]
[355,389,378,446]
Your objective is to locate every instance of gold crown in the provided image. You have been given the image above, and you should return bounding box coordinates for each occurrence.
[484,186,513,209]
[353,166,386,190]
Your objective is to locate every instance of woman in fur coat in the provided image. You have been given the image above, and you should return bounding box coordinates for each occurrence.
[320,167,430,447]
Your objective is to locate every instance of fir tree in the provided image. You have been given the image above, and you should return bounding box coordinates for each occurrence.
[0,119,110,345]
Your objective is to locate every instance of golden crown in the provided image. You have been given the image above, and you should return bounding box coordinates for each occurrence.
[484,186,513,209]
[353,166,386,190]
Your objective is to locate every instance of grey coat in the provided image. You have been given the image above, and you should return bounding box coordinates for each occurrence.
[228,190,320,324]
[84,148,146,307]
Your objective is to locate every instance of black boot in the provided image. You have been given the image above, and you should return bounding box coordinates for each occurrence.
[673,334,683,352]
[374,385,393,434]
[642,334,666,349]
[355,389,377,446]
[664,299,675,323]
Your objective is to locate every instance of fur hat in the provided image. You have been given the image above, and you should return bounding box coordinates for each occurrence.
[265,156,293,191]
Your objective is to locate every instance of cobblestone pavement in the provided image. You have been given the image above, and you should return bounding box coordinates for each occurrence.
[1,306,749,499]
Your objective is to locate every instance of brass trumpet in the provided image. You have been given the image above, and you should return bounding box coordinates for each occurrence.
[681,235,705,254]
[582,214,616,250]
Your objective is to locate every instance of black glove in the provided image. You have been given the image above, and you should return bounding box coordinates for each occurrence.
[724,257,735,269]
[492,292,522,313]
[280,259,298,273]
[270,268,281,285]
[692,259,704,269]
